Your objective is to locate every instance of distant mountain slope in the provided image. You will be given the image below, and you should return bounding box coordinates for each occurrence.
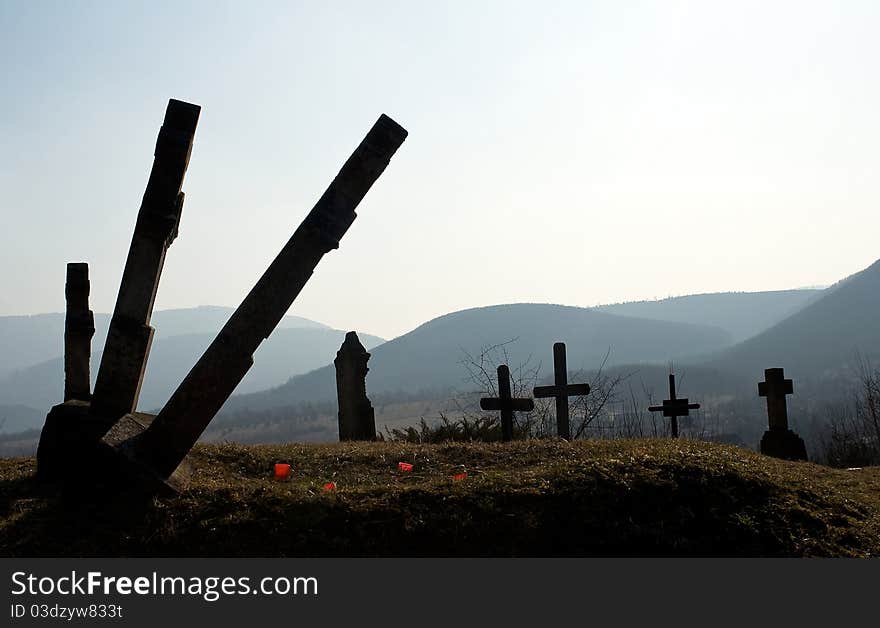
[706,259,880,380]
[224,303,732,412]
[598,289,822,342]
[0,306,329,377]
[0,327,384,431]
[0,405,44,435]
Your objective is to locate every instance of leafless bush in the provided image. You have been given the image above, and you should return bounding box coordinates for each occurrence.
[816,354,880,467]
[451,340,626,440]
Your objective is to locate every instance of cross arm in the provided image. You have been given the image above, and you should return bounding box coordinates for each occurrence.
[511,399,535,412]
[480,398,534,412]
[480,398,501,411]
[533,383,590,398]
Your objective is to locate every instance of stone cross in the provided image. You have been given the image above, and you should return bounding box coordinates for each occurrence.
[533,342,590,440]
[648,372,699,438]
[757,367,807,461]
[91,99,200,427]
[63,263,96,402]
[335,331,376,441]
[758,367,793,431]
[480,365,535,441]
[102,113,408,486]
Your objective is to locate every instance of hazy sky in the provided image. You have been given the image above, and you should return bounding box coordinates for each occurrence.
[2,0,879,339]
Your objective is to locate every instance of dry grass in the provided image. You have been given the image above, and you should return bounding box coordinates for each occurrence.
[1,439,879,557]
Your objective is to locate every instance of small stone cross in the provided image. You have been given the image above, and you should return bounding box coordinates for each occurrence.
[648,372,699,438]
[480,365,534,441]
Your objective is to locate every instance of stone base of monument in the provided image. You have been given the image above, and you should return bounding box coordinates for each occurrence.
[760,428,808,462]
[36,400,107,482]
[98,413,193,495]
[39,403,192,495]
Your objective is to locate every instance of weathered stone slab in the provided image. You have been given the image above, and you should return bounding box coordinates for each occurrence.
[335,331,376,441]
[63,263,95,402]
[91,99,200,426]
[100,412,192,495]
[101,113,408,486]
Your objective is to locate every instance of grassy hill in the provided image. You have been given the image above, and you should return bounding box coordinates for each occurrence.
[1,440,878,557]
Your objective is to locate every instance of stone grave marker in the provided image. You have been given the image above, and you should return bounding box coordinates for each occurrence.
[63,263,96,403]
[758,367,807,461]
[335,331,376,441]
[36,263,98,479]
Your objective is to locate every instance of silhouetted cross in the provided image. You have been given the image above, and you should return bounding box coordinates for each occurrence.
[533,342,590,439]
[758,367,793,431]
[648,372,699,438]
[480,364,534,441]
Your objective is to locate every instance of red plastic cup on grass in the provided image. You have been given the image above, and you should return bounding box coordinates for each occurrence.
[323,482,337,491]
[398,462,413,472]
[274,463,291,480]
[453,472,467,481]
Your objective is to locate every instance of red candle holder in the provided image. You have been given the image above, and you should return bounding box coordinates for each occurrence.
[274,463,291,480]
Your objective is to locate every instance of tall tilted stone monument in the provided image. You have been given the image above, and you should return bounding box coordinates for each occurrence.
[63,263,96,403]
[758,367,807,461]
[37,99,201,483]
[90,99,200,428]
[335,331,376,441]
[99,113,407,491]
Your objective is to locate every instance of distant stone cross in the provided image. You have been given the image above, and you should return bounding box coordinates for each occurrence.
[758,367,793,431]
[648,372,699,438]
[480,365,535,441]
[533,342,590,439]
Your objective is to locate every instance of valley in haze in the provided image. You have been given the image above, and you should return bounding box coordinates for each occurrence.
[3,260,879,461]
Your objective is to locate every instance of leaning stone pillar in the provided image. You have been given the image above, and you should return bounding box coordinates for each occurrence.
[335,331,377,441]
[90,99,200,426]
[103,113,407,486]
[63,263,96,402]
